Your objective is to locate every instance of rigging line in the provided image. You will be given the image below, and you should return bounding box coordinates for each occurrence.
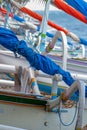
[10,0,68,34]
[7,0,87,46]
[58,99,78,126]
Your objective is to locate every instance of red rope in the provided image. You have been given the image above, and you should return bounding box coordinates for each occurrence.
[0,7,13,18]
[20,7,69,34]
[54,0,87,24]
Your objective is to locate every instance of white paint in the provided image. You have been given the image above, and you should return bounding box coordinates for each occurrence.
[25,1,58,11]
[0,124,26,130]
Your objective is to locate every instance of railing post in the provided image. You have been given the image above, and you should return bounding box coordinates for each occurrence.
[51,74,62,99]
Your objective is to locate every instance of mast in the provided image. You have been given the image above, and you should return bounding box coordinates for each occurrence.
[39,0,51,53]
[4,0,11,28]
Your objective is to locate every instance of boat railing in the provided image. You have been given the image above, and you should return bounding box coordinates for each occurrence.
[47,80,85,129]
[0,64,41,95]
[68,32,86,58]
[81,44,85,58]
[42,30,68,70]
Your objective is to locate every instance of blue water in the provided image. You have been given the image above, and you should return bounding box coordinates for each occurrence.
[38,10,87,39]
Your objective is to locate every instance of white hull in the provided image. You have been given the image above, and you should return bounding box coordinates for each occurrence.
[0,102,87,130]
[0,51,87,130]
[48,54,87,75]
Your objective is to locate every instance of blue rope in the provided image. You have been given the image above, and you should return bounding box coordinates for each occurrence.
[57,100,78,126]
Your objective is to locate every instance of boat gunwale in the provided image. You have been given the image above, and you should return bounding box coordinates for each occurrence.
[0,90,48,107]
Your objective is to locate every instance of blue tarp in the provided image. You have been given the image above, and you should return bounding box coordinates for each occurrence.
[0,27,87,97]
[14,15,25,23]
[0,27,74,86]
[65,0,87,18]
[80,38,87,46]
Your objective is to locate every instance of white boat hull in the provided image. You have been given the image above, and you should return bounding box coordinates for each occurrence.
[0,51,87,130]
[0,102,87,130]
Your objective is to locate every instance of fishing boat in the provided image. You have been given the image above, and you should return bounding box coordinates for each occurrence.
[0,55,87,130]
[0,0,87,130]
[0,58,87,130]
